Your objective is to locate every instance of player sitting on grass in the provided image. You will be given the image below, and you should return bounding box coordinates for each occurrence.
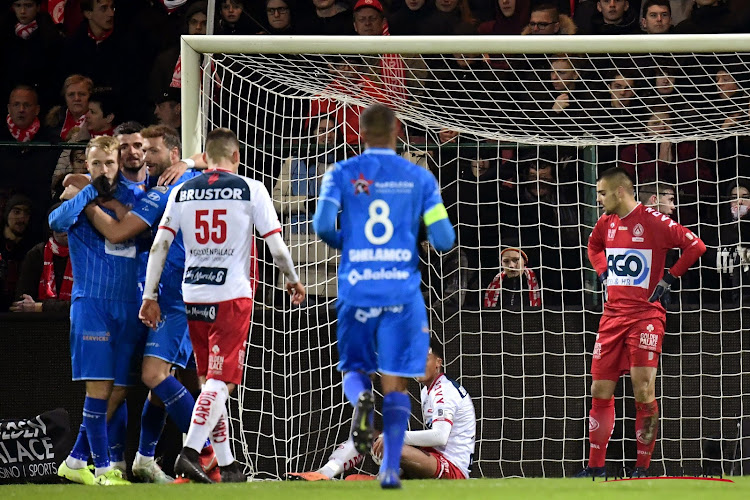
[287,338,476,481]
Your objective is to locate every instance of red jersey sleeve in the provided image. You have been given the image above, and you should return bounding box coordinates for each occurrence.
[587,215,609,276]
[662,216,707,278]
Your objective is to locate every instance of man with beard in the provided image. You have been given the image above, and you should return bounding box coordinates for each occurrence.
[83,125,217,483]
[50,136,140,486]
[0,194,35,309]
[114,121,148,194]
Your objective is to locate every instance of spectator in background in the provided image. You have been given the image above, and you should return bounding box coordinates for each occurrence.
[149,1,208,101]
[153,87,181,133]
[0,194,35,310]
[297,0,356,35]
[483,247,541,310]
[420,240,468,315]
[0,85,58,239]
[11,202,72,313]
[575,0,640,34]
[51,149,87,201]
[1,0,64,113]
[714,180,750,305]
[619,107,715,228]
[273,116,342,233]
[388,0,434,35]
[260,0,296,34]
[511,149,581,307]
[478,0,531,34]
[45,74,92,141]
[421,0,477,35]
[86,89,117,138]
[638,182,677,216]
[641,0,673,33]
[216,0,255,35]
[675,0,737,33]
[521,2,577,34]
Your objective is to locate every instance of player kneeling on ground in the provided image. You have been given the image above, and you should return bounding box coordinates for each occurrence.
[287,338,476,481]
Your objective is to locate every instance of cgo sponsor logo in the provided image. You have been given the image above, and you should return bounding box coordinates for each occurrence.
[605,248,652,288]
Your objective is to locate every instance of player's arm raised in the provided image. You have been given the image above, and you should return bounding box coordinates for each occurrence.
[84,206,149,244]
[49,184,100,232]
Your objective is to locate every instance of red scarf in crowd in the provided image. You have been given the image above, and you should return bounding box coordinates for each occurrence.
[6,114,41,142]
[60,109,86,140]
[484,268,541,308]
[161,0,187,14]
[87,25,113,43]
[39,237,73,301]
[15,20,38,39]
[49,0,67,24]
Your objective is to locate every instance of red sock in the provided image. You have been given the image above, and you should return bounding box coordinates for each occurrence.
[588,397,615,468]
[635,400,659,468]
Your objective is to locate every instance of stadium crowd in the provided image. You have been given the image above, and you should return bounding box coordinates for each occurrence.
[2,0,750,315]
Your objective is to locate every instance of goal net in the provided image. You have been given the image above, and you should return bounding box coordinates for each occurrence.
[180,35,750,478]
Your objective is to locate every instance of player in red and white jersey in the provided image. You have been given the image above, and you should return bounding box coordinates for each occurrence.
[287,338,476,481]
[140,128,306,483]
[576,167,705,478]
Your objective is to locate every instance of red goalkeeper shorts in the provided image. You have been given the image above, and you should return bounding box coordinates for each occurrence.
[591,314,666,382]
[422,448,467,479]
[186,298,253,385]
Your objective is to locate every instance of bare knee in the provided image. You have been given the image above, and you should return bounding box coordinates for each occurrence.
[141,357,171,388]
[590,379,616,400]
[631,380,654,403]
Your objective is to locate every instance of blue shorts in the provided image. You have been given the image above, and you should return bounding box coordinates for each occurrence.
[144,293,192,369]
[336,295,430,377]
[70,297,143,386]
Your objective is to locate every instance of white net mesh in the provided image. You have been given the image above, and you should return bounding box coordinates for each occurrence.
[188,38,750,478]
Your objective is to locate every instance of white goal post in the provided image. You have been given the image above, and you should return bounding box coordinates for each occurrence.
[179,34,750,479]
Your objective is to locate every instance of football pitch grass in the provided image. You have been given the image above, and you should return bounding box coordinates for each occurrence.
[3,476,749,500]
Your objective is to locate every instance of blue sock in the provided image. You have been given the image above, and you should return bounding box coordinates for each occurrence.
[343,372,372,408]
[107,401,128,463]
[83,397,109,469]
[152,375,195,434]
[381,392,410,474]
[138,398,167,457]
[70,424,90,461]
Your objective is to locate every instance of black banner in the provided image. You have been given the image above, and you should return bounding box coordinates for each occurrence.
[0,408,73,484]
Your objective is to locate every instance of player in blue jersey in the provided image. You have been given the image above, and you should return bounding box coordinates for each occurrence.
[50,136,139,486]
[83,125,208,483]
[312,103,456,489]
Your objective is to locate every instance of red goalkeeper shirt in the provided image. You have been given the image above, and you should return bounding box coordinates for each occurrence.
[588,203,706,319]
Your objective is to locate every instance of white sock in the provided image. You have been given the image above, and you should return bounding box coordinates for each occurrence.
[65,456,87,469]
[319,438,363,478]
[133,452,154,466]
[95,465,113,476]
[184,379,229,452]
[209,407,234,467]
[112,460,126,473]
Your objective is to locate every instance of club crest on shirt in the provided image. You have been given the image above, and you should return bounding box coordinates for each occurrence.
[351,173,373,195]
[632,223,645,242]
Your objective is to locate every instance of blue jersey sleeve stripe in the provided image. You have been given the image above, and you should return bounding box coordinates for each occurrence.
[131,211,152,227]
[318,196,340,207]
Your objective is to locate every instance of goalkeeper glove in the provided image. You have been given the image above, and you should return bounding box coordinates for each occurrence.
[648,272,677,303]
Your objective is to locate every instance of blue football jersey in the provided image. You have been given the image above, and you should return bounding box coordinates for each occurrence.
[49,183,139,302]
[318,148,445,307]
[131,170,201,286]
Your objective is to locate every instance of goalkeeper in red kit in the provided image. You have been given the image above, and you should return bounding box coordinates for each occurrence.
[575,168,706,478]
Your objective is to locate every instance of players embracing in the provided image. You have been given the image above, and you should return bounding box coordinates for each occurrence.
[576,167,706,478]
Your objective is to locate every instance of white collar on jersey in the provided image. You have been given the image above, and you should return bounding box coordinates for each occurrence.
[620,202,641,220]
[363,148,397,155]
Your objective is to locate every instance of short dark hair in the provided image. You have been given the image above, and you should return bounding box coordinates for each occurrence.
[429,337,444,365]
[114,121,143,136]
[205,127,240,163]
[531,3,560,21]
[642,0,671,16]
[141,124,181,156]
[598,167,634,191]
[89,89,117,120]
[359,103,396,141]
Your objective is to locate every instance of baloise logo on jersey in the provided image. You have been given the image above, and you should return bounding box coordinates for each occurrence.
[605,248,652,288]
